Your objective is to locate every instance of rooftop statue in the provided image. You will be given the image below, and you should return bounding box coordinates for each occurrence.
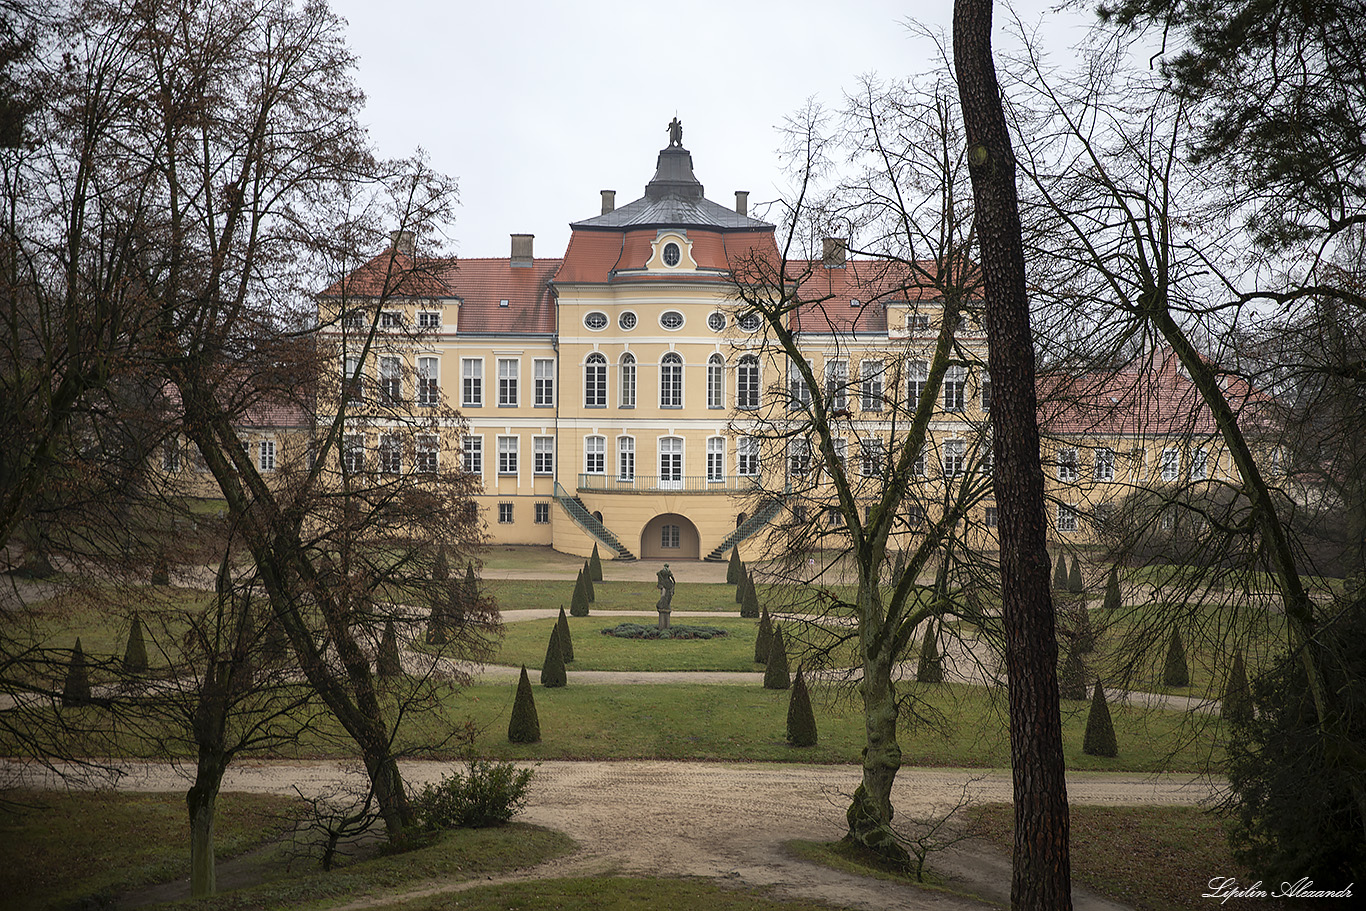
[667,117,683,148]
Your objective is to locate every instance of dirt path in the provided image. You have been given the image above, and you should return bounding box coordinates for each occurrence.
[9,759,1219,911]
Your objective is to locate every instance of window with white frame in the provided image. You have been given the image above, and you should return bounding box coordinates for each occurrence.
[461,358,482,407]
[830,436,847,470]
[418,356,439,407]
[661,524,681,548]
[534,502,550,524]
[617,436,635,480]
[379,434,401,474]
[788,362,811,411]
[343,434,364,473]
[1058,448,1078,482]
[706,436,725,482]
[1094,447,1115,482]
[825,359,848,410]
[1161,447,1180,482]
[788,438,811,475]
[498,502,513,524]
[737,355,760,410]
[416,434,438,473]
[534,358,554,406]
[379,310,403,329]
[344,356,364,405]
[860,359,884,411]
[497,435,518,475]
[907,312,930,331]
[943,364,966,411]
[828,507,844,527]
[980,377,992,411]
[660,353,683,407]
[585,353,606,407]
[984,506,998,528]
[1191,447,1208,481]
[737,436,758,476]
[860,438,884,477]
[462,435,482,476]
[738,311,762,332]
[417,310,441,330]
[707,354,725,409]
[380,355,401,404]
[908,358,929,404]
[258,439,276,472]
[914,449,926,477]
[342,309,365,329]
[497,358,518,406]
[619,353,636,408]
[533,436,554,475]
[1057,503,1078,533]
[943,440,966,477]
[162,439,181,472]
[659,437,683,484]
[585,435,605,474]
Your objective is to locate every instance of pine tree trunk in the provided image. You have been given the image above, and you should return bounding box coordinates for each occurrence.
[953,1,1072,907]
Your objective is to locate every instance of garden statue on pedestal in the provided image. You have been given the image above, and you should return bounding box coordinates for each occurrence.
[655,563,675,630]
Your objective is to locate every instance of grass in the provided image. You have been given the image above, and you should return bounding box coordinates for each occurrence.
[488,578,750,613]
[493,615,763,671]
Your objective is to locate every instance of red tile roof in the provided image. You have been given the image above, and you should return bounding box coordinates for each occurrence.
[319,250,453,299]
[441,258,560,335]
[786,260,951,334]
[557,227,778,284]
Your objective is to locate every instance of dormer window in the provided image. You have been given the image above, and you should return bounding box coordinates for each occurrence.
[908,313,930,331]
[662,242,681,267]
[499,299,510,308]
[850,298,860,308]
[417,311,441,330]
[342,310,365,329]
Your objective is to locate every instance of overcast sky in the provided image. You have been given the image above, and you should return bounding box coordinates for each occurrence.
[328,0,1095,260]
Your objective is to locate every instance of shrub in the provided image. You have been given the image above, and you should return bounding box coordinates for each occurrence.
[541,625,566,687]
[433,547,449,582]
[786,667,818,746]
[740,574,760,619]
[556,607,573,662]
[916,620,942,684]
[1102,565,1121,613]
[601,623,728,640]
[151,549,170,586]
[1221,649,1252,726]
[569,575,589,617]
[62,638,91,707]
[1068,556,1083,594]
[1082,680,1118,757]
[1053,553,1068,591]
[582,562,595,602]
[507,666,540,743]
[1162,628,1190,687]
[465,561,478,595]
[736,568,746,603]
[378,620,402,677]
[122,614,148,673]
[763,626,790,690]
[1059,646,1087,700]
[1072,604,1096,654]
[727,548,742,585]
[755,607,773,664]
[588,544,603,582]
[414,758,534,829]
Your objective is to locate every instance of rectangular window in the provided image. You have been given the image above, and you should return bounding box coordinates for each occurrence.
[416,435,438,473]
[984,506,998,528]
[914,449,926,477]
[497,436,518,475]
[380,355,401,404]
[463,435,483,476]
[980,377,992,412]
[661,524,680,548]
[1161,448,1180,482]
[618,356,636,408]
[379,310,403,329]
[660,356,683,408]
[258,439,276,472]
[418,356,439,407]
[1058,448,1078,482]
[907,312,930,331]
[379,434,401,474]
[789,438,811,475]
[498,502,514,524]
[585,436,606,474]
[943,364,966,411]
[707,436,725,482]
[860,360,884,411]
[417,310,441,330]
[707,357,725,409]
[162,440,181,472]
[533,436,554,475]
[1057,503,1078,533]
[344,356,364,405]
[825,359,848,410]
[342,309,365,330]
[534,358,555,407]
[831,436,847,470]
[788,363,811,411]
[1191,447,1208,481]
[461,358,483,407]
[534,502,550,524]
[860,438,884,477]
[343,434,365,473]
[659,437,683,484]
[908,358,929,404]
[943,440,966,477]
[828,507,844,527]
[1094,447,1115,482]
[737,436,758,476]
[497,358,519,407]
[736,357,760,410]
[617,437,634,480]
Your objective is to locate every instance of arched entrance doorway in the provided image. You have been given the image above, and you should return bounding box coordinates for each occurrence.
[640,513,701,560]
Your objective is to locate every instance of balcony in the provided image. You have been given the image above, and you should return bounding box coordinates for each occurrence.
[576,473,761,494]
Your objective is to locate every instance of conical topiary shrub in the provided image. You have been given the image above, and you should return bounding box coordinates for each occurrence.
[1222,649,1253,725]
[465,561,477,597]
[1068,556,1083,595]
[763,626,790,690]
[1102,565,1121,613]
[541,625,567,687]
[582,562,595,602]
[569,574,590,617]
[378,619,402,677]
[1073,604,1096,654]
[1162,628,1190,687]
[786,666,818,746]
[151,548,170,586]
[123,614,148,673]
[1059,646,1087,700]
[736,568,746,603]
[557,607,574,662]
[433,546,449,582]
[1053,553,1069,591]
[62,638,91,707]
[727,548,742,585]
[589,544,603,582]
[508,666,541,743]
[741,575,760,619]
[916,619,943,683]
[1082,679,1118,757]
[755,607,773,664]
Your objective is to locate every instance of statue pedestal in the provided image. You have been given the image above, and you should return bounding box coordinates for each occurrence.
[656,610,672,630]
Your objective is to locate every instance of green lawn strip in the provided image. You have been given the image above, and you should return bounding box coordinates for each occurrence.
[0,791,297,911]
[493,615,762,671]
[966,803,1291,911]
[368,875,850,911]
[488,579,747,613]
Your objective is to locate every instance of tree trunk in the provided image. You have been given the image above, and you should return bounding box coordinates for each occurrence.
[187,779,218,898]
[953,1,1073,908]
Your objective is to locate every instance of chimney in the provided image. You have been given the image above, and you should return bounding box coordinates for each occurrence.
[510,233,534,268]
[822,237,847,268]
[734,190,749,216]
[389,230,415,256]
[601,190,616,215]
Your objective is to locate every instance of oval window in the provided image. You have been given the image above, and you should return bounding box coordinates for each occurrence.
[660,310,684,330]
[739,312,761,331]
[707,311,726,332]
[662,242,681,267]
[619,311,637,330]
[584,311,608,331]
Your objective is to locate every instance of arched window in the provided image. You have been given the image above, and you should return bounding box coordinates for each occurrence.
[585,353,607,407]
[619,352,637,408]
[737,355,760,410]
[707,354,725,409]
[660,353,683,408]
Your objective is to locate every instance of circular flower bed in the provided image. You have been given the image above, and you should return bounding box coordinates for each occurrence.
[600,622,730,640]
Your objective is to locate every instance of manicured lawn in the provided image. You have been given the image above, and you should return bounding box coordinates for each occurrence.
[493,615,763,671]
[369,876,852,911]
[488,578,750,613]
